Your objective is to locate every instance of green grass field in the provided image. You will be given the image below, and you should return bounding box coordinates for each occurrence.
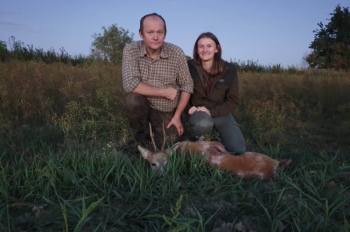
[0,61,349,231]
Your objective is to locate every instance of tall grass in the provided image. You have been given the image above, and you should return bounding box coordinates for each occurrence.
[237,71,350,153]
[1,137,349,231]
[0,60,349,231]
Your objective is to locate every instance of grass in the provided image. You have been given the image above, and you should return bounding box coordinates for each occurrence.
[0,129,349,231]
[0,61,350,231]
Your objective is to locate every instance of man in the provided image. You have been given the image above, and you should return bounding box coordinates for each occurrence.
[122,13,193,149]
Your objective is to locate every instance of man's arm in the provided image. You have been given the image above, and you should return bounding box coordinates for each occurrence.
[132,82,177,100]
[174,91,191,119]
[167,91,191,135]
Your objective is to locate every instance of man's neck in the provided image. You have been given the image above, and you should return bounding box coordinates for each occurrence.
[146,47,161,59]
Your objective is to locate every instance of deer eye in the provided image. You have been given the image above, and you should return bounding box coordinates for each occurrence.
[151,163,157,167]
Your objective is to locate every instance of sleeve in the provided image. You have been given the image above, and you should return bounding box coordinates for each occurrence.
[209,67,239,118]
[176,50,194,93]
[122,44,141,93]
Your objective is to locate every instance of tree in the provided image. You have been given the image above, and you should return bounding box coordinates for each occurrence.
[0,40,8,61]
[305,5,350,70]
[91,24,134,65]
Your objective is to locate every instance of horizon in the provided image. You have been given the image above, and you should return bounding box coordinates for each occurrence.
[1,1,349,68]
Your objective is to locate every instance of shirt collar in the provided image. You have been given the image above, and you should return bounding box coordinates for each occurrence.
[139,41,168,59]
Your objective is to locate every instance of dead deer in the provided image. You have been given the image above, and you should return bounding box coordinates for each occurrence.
[138,123,292,180]
[137,123,172,174]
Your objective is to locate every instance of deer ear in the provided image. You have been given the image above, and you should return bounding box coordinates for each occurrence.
[138,146,152,160]
[164,148,173,158]
[172,142,179,151]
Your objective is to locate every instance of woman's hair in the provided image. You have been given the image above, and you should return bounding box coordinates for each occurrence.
[193,32,225,76]
[139,13,167,34]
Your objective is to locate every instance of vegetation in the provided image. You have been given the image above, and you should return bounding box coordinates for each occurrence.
[305,5,350,70]
[0,60,349,231]
[0,40,8,62]
[91,24,134,65]
[0,37,93,66]
[0,36,308,74]
[0,5,349,230]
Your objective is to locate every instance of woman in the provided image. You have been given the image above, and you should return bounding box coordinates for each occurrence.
[187,32,246,155]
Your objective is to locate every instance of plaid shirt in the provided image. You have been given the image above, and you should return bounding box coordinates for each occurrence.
[122,41,193,112]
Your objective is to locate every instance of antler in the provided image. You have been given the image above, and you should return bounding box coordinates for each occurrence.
[148,122,167,151]
[149,122,158,151]
[161,122,166,151]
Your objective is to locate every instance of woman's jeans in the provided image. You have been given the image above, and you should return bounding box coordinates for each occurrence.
[189,111,246,155]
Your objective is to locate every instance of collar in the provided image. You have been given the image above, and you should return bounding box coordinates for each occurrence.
[139,41,168,59]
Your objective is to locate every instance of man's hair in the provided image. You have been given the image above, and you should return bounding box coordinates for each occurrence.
[139,13,167,34]
[193,32,225,76]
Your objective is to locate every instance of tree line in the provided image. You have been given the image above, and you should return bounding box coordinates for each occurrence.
[1,5,349,71]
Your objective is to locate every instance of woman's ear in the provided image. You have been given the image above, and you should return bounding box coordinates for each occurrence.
[215,45,220,53]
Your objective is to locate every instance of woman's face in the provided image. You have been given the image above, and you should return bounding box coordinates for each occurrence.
[197,37,218,62]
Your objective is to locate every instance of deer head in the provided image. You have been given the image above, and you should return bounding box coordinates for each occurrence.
[137,122,172,174]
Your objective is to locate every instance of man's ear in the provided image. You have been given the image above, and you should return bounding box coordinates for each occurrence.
[139,31,144,39]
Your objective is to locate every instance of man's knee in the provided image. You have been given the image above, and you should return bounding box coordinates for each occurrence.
[189,111,214,136]
[124,93,149,109]
[124,93,150,130]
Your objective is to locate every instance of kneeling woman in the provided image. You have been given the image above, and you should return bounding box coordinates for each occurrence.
[187,32,246,155]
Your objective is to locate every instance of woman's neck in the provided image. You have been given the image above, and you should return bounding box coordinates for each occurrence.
[201,60,213,73]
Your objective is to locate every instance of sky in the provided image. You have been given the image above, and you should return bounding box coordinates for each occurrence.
[1,0,349,68]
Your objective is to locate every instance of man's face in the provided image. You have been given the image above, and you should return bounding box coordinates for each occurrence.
[139,16,166,53]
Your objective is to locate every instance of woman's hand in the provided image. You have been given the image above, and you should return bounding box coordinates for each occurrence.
[188,106,211,116]
[196,106,211,116]
[188,106,198,115]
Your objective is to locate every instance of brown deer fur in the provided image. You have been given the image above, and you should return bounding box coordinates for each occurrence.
[138,140,292,181]
[137,123,291,180]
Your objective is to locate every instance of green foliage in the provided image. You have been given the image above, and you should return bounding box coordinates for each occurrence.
[0,60,350,230]
[72,196,105,232]
[146,195,188,231]
[0,40,8,62]
[2,36,93,65]
[1,61,349,153]
[306,5,350,70]
[236,72,350,152]
[0,132,349,231]
[0,61,130,144]
[230,59,298,73]
[91,24,134,65]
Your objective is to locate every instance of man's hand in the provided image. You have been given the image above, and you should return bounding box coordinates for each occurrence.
[163,87,178,100]
[167,116,184,136]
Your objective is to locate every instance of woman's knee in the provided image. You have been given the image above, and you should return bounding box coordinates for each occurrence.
[225,141,246,155]
[189,111,214,136]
